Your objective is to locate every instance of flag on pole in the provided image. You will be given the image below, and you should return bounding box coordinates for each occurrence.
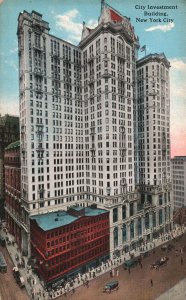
[140,45,146,52]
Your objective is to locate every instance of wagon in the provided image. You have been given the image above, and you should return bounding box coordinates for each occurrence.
[123,258,138,269]
[103,281,119,293]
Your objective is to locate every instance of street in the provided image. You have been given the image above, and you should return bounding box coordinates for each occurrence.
[0,231,186,300]
[0,245,29,300]
[60,233,186,300]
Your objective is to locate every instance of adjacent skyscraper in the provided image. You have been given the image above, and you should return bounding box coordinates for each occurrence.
[17,1,172,261]
[0,114,19,219]
[171,156,186,209]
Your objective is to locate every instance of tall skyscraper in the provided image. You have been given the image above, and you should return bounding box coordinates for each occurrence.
[136,54,171,186]
[17,1,173,261]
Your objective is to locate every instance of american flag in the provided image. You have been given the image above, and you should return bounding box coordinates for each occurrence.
[140,45,146,52]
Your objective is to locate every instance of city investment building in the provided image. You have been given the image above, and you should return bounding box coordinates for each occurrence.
[16,0,173,284]
[171,156,186,209]
[0,114,19,219]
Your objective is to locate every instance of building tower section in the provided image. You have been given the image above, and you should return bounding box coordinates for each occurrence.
[80,1,139,199]
[135,54,172,236]
[17,11,85,228]
[79,1,140,257]
[136,54,171,186]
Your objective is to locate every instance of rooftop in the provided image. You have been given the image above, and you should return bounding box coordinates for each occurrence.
[137,53,170,68]
[31,207,108,231]
[5,140,20,150]
[172,156,186,160]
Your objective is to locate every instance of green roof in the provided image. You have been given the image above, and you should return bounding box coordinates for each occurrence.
[5,140,20,150]
[31,211,77,231]
[30,207,108,231]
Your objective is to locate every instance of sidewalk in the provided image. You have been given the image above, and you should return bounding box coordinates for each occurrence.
[156,277,186,300]
[0,228,48,300]
[1,224,185,300]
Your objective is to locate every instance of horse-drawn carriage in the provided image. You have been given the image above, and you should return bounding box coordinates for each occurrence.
[151,257,169,270]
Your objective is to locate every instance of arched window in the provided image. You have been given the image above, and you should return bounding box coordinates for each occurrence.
[122,205,126,219]
[130,221,134,239]
[130,203,134,217]
[113,227,118,248]
[122,224,127,242]
[145,213,149,229]
[113,208,118,223]
[153,213,156,227]
[138,218,142,235]
[159,209,163,225]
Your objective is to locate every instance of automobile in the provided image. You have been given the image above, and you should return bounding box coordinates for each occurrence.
[123,258,138,269]
[103,281,119,293]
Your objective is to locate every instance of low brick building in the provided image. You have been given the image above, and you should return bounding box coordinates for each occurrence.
[30,206,110,285]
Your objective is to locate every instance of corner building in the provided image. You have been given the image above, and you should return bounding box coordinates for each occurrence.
[30,207,109,284]
[17,1,173,264]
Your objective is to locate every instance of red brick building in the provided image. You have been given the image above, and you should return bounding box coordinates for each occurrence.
[4,141,22,249]
[30,206,110,285]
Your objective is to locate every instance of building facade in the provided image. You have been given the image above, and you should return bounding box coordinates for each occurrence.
[17,1,173,261]
[134,54,172,237]
[173,207,186,226]
[30,207,109,284]
[0,114,19,219]
[4,141,22,249]
[171,156,186,209]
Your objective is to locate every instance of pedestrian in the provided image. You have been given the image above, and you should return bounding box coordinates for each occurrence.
[110,270,112,277]
[150,279,153,287]
[116,268,119,277]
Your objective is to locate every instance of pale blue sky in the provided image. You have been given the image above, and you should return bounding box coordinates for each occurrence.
[0,0,186,155]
